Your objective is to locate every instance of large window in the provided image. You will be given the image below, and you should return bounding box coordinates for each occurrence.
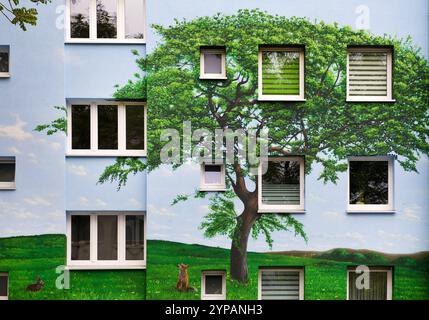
[199,163,226,191]
[68,102,146,156]
[258,157,305,213]
[0,45,10,77]
[200,47,227,80]
[258,268,304,300]
[0,273,8,300]
[348,156,394,212]
[201,271,226,300]
[347,47,394,102]
[68,0,145,42]
[347,267,392,300]
[0,157,16,190]
[68,212,146,269]
[258,46,305,101]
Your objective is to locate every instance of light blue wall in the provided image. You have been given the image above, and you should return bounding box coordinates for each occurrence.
[64,44,145,98]
[0,1,147,236]
[145,0,429,253]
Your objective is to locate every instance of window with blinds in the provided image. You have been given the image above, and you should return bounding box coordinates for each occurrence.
[258,47,305,101]
[259,269,303,300]
[348,269,392,300]
[347,47,393,101]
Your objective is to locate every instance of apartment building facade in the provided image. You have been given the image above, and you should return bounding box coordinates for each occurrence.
[0,0,428,300]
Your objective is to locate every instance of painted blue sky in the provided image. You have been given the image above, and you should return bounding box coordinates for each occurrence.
[0,0,428,254]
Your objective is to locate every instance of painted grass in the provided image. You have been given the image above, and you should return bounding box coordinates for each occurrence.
[147,240,429,300]
[1,235,427,300]
[0,234,145,300]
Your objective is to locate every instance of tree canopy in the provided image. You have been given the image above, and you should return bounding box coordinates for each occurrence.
[0,0,51,30]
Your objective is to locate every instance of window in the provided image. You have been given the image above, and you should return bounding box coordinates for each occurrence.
[67,212,146,269]
[201,271,226,300]
[0,45,10,77]
[67,0,145,42]
[0,273,8,300]
[258,157,304,213]
[348,156,394,212]
[0,157,16,190]
[200,163,226,191]
[347,267,392,300]
[347,47,394,102]
[200,47,226,79]
[258,46,305,101]
[67,102,146,156]
[258,268,304,300]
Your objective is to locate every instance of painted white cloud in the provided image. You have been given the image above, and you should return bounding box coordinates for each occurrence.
[68,164,88,176]
[0,115,33,141]
[78,196,90,206]
[148,204,176,217]
[377,230,419,243]
[129,198,142,207]
[7,146,22,155]
[0,200,39,220]
[95,198,107,207]
[400,205,421,222]
[24,196,52,207]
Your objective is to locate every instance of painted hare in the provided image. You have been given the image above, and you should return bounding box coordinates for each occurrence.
[26,276,45,292]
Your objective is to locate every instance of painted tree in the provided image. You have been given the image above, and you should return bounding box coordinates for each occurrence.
[0,0,51,30]
[37,10,429,283]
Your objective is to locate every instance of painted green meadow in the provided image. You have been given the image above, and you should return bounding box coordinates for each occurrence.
[0,235,428,300]
[0,234,145,300]
[147,240,429,300]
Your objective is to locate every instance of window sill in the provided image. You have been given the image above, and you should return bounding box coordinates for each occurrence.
[199,188,227,192]
[199,76,228,80]
[258,96,306,102]
[66,151,146,157]
[66,264,146,270]
[65,39,145,45]
[347,210,396,214]
[346,98,396,103]
[0,73,10,78]
[258,208,305,214]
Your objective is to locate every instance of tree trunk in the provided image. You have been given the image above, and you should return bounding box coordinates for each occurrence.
[230,196,258,282]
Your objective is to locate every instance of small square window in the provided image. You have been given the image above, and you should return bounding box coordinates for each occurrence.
[201,271,226,300]
[347,47,394,102]
[200,163,226,191]
[0,273,8,300]
[348,156,394,212]
[258,268,304,300]
[258,157,305,213]
[0,157,16,190]
[0,45,10,77]
[258,46,305,101]
[200,47,226,79]
[348,267,392,300]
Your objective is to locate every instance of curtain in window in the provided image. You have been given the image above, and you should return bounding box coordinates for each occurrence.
[262,161,300,205]
[71,215,90,260]
[262,51,300,96]
[349,271,388,300]
[260,270,301,300]
[126,215,145,260]
[97,215,118,260]
[348,51,388,97]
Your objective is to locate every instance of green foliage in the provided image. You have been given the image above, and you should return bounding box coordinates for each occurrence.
[0,0,51,31]
[98,157,147,190]
[34,106,67,135]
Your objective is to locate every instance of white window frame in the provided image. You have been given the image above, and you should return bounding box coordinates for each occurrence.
[0,272,8,300]
[65,0,146,43]
[67,102,146,157]
[0,45,10,78]
[66,212,146,269]
[346,268,392,300]
[346,47,394,102]
[258,47,305,101]
[258,268,304,300]
[201,270,226,300]
[199,163,226,191]
[258,157,305,213]
[0,157,16,190]
[347,156,394,213]
[200,48,227,80]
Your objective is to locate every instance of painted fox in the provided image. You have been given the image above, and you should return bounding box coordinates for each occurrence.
[176,263,197,292]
